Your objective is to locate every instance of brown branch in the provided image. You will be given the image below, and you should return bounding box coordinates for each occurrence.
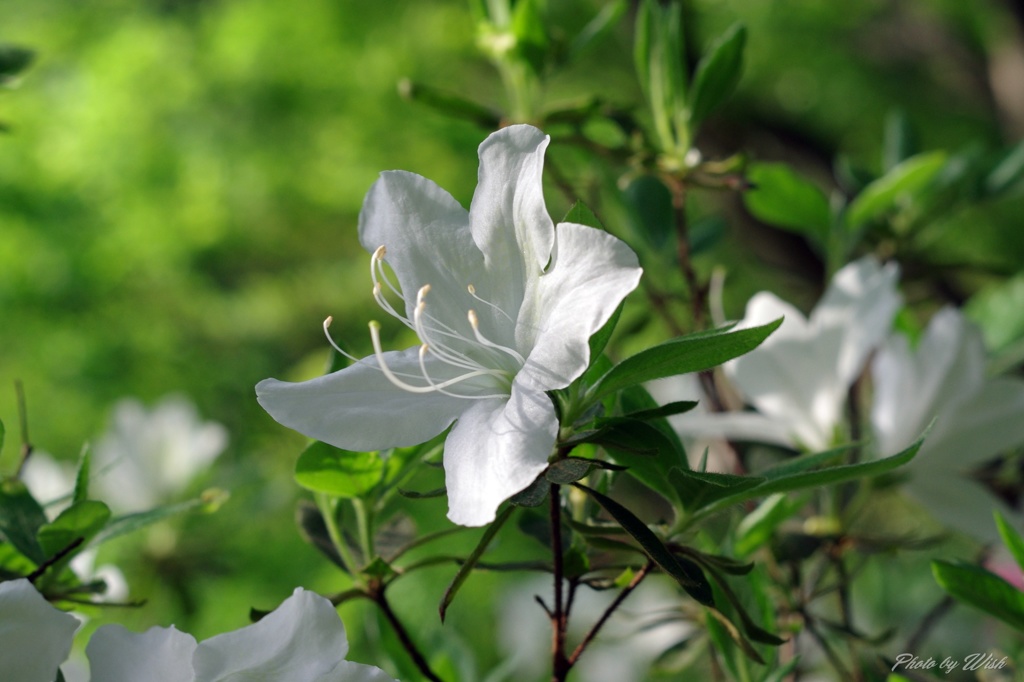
[369,582,444,682]
[550,483,570,681]
[567,560,654,666]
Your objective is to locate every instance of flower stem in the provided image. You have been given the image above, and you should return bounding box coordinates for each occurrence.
[370,582,444,682]
[550,483,570,682]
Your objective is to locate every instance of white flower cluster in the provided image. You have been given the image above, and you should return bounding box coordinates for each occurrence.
[0,579,397,682]
[667,256,1024,543]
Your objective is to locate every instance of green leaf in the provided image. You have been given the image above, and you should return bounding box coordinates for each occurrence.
[511,0,547,74]
[623,175,673,249]
[688,435,923,524]
[0,478,48,564]
[37,500,111,559]
[965,272,1024,354]
[669,468,766,512]
[932,560,1024,630]
[0,45,35,84]
[587,319,782,402]
[882,109,918,171]
[508,475,549,507]
[72,446,91,505]
[562,200,603,230]
[622,400,698,422]
[573,482,714,606]
[743,163,830,241]
[439,505,514,622]
[845,150,947,228]
[295,500,347,571]
[294,442,397,499]
[984,139,1024,197]
[588,303,622,363]
[568,0,627,64]
[92,496,207,546]
[397,79,501,130]
[734,493,805,556]
[995,510,1024,572]
[544,458,596,485]
[688,23,747,127]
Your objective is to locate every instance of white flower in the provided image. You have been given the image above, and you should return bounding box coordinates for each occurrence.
[93,395,228,511]
[675,257,900,453]
[256,125,641,526]
[871,307,1024,542]
[0,578,80,682]
[86,587,397,682]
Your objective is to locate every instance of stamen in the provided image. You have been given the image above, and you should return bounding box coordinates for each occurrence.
[417,345,509,400]
[468,284,514,323]
[322,317,362,364]
[468,310,526,364]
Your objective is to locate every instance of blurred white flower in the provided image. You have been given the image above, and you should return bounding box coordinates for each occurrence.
[0,578,80,682]
[672,256,901,453]
[93,395,228,511]
[86,587,397,682]
[871,307,1024,542]
[21,451,75,516]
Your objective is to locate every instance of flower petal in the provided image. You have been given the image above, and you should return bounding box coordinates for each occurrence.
[469,125,554,321]
[0,579,80,682]
[192,588,348,682]
[443,382,558,526]
[813,256,901,388]
[86,624,197,682]
[358,170,489,330]
[517,222,642,389]
[257,349,487,451]
[314,660,399,682]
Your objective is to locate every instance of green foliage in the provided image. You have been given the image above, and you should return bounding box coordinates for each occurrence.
[932,561,1024,631]
[744,163,831,242]
[294,442,402,499]
[689,23,746,127]
[844,151,947,229]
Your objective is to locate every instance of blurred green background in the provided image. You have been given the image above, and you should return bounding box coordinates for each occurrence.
[2,0,1023,678]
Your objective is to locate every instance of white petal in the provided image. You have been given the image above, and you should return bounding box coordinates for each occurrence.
[469,125,554,321]
[358,170,490,332]
[669,411,797,449]
[905,470,1021,545]
[257,349,487,451]
[193,588,347,682]
[814,256,901,388]
[727,293,842,451]
[0,579,80,682]
[443,382,558,526]
[314,660,399,682]
[86,624,197,682]
[517,222,642,389]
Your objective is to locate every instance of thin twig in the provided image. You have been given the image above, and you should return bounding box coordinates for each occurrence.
[568,560,654,666]
[370,583,444,682]
[550,483,570,681]
[27,538,84,584]
[15,380,33,477]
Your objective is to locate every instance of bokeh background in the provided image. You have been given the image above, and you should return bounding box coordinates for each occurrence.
[3,0,1023,678]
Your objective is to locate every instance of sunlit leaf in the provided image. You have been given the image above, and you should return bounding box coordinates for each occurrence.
[744,162,830,241]
[689,23,746,126]
[932,560,1024,630]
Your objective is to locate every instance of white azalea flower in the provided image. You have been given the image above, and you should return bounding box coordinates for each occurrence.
[256,125,642,526]
[86,587,397,682]
[871,307,1024,542]
[0,578,80,682]
[676,257,900,453]
[93,395,228,511]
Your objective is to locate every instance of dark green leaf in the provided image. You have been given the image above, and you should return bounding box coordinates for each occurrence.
[295,500,347,571]
[984,139,1024,197]
[508,475,549,507]
[669,468,766,512]
[0,478,48,564]
[623,400,699,422]
[573,482,714,605]
[294,442,396,499]
[734,493,804,556]
[845,151,946,228]
[706,605,765,665]
[743,163,830,241]
[439,505,514,622]
[0,45,34,83]
[995,510,1024,572]
[397,486,447,499]
[545,458,595,485]
[568,0,627,64]
[37,500,110,558]
[882,109,918,171]
[689,23,747,126]
[361,557,396,581]
[511,0,548,74]
[623,175,673,249]
[587,319,782,401]
[932,560,1024,630]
